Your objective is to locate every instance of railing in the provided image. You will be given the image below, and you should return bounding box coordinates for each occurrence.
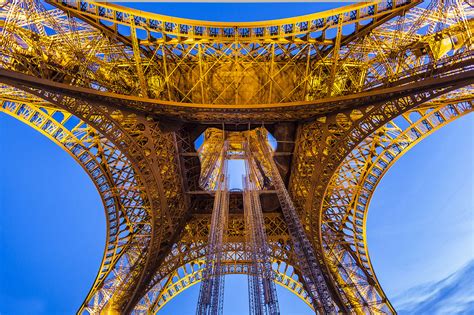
[47,0,416,42]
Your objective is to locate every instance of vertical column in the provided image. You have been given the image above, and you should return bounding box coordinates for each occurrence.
[197,142,229,315]
[256,131,336,314]
[244,143,280,315]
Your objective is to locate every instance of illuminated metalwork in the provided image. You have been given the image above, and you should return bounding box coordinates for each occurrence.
[258,130,338,313]
[0,0,472,314]
[244,141,280,315]
[197,142,229,315]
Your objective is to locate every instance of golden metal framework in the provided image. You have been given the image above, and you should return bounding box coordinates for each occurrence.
[0,0,473,314]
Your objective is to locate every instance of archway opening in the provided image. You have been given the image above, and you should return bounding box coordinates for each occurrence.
[158,274,313,315]
[0,114,105,314]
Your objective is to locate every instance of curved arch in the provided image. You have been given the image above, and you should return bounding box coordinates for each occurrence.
[320,98,473,312]
[0,99,152,313]
[133,213,299,312]
[288,84,473,312]
[129,215,311,314]
[134,259,312,314]
[1,77,188,312]
[1,1,171,302]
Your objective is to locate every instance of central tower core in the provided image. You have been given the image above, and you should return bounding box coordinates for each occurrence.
[197,127,274,191]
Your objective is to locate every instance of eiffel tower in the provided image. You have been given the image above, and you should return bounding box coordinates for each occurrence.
[0,0,472,314]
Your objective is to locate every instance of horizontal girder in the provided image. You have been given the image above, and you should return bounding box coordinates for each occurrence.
[0,51,472,122]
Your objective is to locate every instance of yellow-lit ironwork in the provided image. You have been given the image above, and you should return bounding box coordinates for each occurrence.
[0,0,473,314]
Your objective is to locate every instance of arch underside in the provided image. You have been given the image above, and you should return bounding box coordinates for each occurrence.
[1,0,473,313]
[1,90,471,314]
[135,258,313,314]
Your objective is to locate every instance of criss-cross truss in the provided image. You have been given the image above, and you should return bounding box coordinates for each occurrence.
[0,0,472,314]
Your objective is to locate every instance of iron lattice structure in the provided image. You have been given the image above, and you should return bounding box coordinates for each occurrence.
[0,0,473,314]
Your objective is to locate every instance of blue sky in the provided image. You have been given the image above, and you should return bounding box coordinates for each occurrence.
[1,2,473,314]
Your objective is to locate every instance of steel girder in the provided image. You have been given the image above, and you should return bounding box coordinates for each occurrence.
[0,57,472,122]
[319,95,473,313]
